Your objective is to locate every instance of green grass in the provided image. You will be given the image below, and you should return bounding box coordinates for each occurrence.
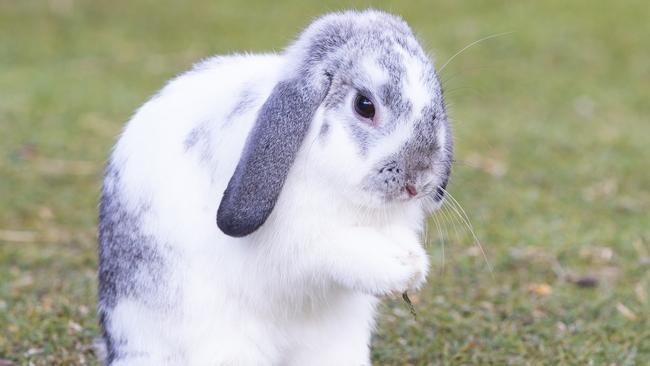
[1,0,649,364]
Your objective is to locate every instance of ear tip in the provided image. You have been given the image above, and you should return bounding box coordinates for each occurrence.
[216,204,263,238]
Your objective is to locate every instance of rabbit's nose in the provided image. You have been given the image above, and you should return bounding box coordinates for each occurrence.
[405,183,418,197]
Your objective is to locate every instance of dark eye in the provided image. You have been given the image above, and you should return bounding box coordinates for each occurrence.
[354,94,375,120]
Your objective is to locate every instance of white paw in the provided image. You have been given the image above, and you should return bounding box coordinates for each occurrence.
[385,243,429,295]
[365,229,429,296]
[327,225,430,297]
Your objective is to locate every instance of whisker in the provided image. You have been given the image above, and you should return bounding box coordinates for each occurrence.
[440,200,463,246]
[439,31,515,72]
[440,189,494,275]
[429,198,463,271]
[436,201,453,266]
[422,208,430,248]
[430,207,446,274]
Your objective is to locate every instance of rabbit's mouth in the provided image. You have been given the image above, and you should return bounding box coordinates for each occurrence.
[362,158,449,203]
[360,174,449,211]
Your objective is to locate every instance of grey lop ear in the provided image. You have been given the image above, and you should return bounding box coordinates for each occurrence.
[216,75,331,237]
[216,10,373,237]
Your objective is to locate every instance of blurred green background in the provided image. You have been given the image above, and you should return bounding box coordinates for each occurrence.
[1,0,649,364]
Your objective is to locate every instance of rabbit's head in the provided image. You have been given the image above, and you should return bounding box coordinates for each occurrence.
[218,10,452,237]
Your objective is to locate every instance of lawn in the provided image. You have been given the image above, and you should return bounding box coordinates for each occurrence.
[1,0,648,364]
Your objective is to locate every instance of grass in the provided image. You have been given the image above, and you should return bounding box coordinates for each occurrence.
[1,0,648,364]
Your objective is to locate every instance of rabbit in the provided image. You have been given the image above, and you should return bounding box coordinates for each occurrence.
[97,9,453,366]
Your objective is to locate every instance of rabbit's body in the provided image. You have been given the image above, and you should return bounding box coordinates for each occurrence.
[100,10,452,365]
[101,54,392,364]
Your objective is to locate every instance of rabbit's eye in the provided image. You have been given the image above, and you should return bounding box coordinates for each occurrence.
[354,94,375,120]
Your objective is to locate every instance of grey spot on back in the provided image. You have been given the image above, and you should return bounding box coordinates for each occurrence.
[184,125,204,151]
[226,88,257,124]
[184,122,215,164]
[185,89,264,166]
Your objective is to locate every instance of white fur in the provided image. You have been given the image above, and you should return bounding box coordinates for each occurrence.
[105,49,433,365]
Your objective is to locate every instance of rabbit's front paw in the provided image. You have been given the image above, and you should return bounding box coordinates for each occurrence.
[325,226,429,297]
[380,242,429,296]
[353,234,428,297]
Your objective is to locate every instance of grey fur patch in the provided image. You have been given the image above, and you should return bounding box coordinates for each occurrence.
[319,122,330,138]
[364,160,408,200]
[345,120,371,155]
[184,122,215,164]
[183,125,204,151]
[376,52,412,119]
[226,88,257,123]
[322,78,349,109]
[98,163,168,362]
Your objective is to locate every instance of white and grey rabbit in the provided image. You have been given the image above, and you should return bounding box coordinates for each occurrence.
[98,9,453,366]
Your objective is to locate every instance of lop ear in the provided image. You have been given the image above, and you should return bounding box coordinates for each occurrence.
[216,75,331,237]
[216,11,375,237]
